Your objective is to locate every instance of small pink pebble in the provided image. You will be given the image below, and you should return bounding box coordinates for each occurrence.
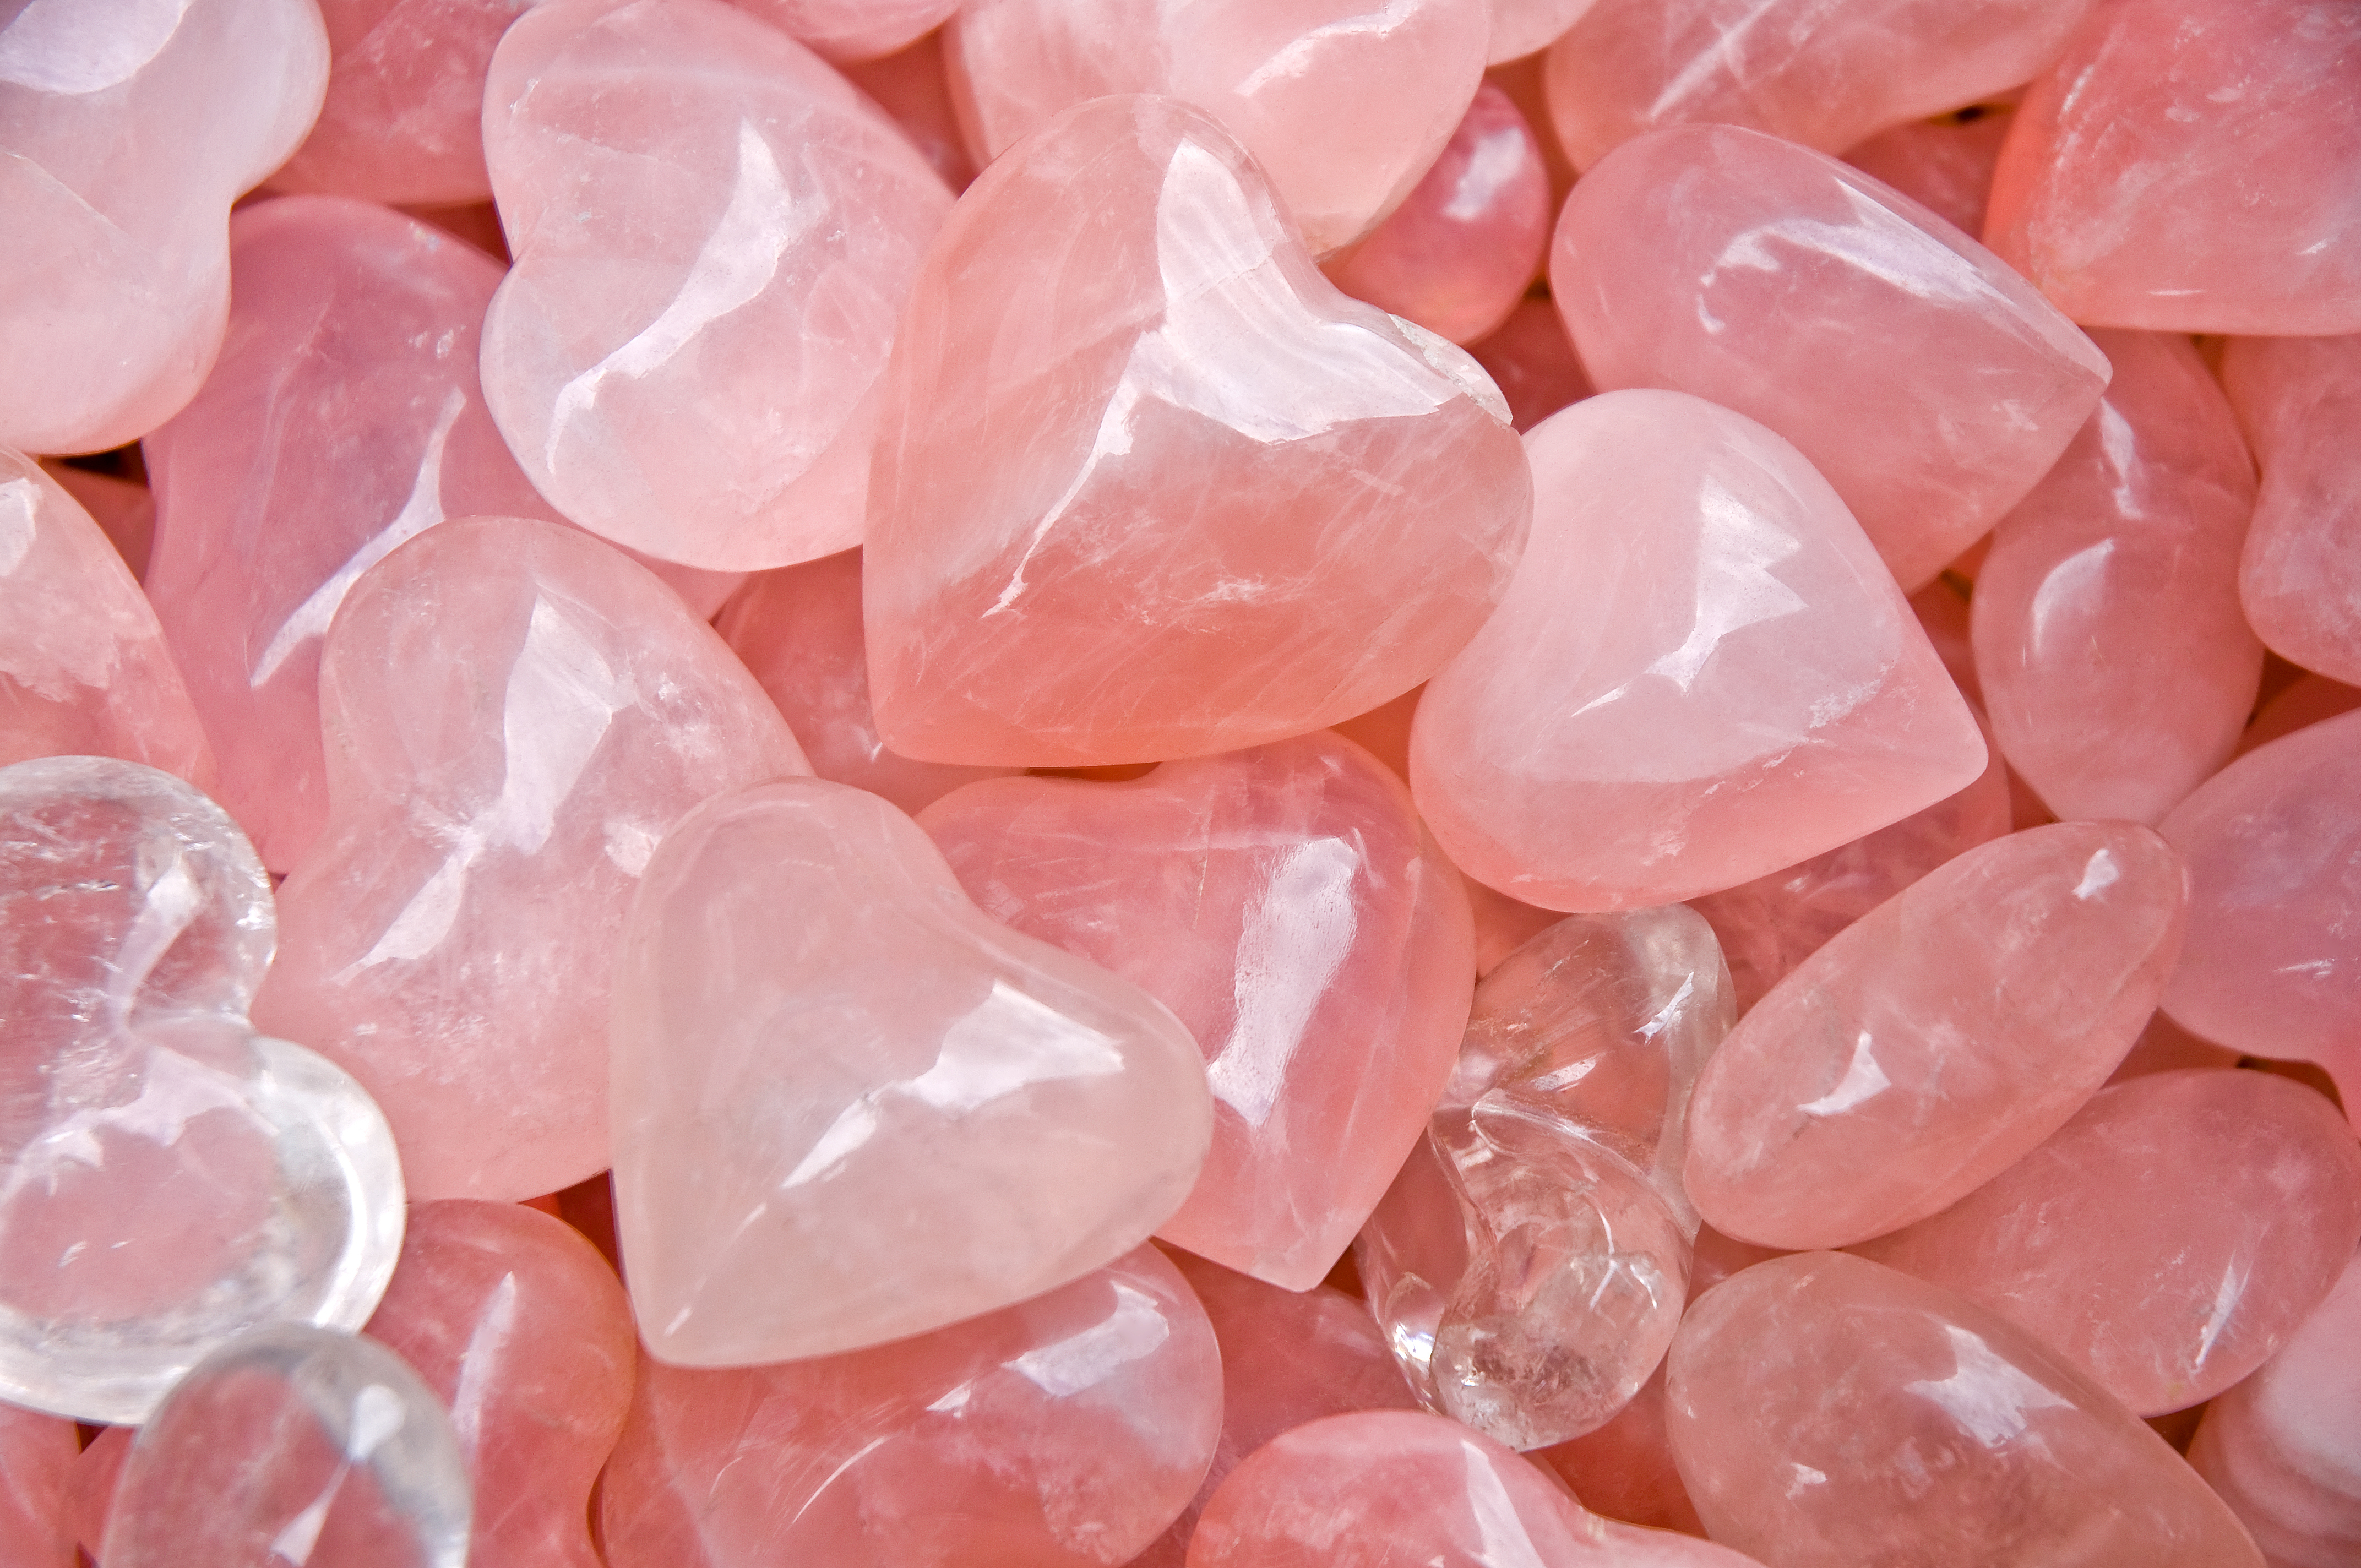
[0,1405,75,1568]
[2222,332,2361,688]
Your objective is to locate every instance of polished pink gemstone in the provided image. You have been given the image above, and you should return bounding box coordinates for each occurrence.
[946,0,1490,255]
[481,0,953,570]
[0,456,211,788]
[2157,709,2361,1125]
[725,0,964,61]
[1539,0,2091,172]
[611,777,1213,1364]
[2222,333,2361,687]
[0,1406,75,1568]
[864,94,1532,768]
[1985,0,2361,335]
[1326,84,1552,346]
[1551,124,2110,592]
[1684,821,2190,1250]
[1856,1070,2361,1416]
[0,0,327,455]
[1467,298,1595,433]
[1840,97,2019,240]
[718,550,1019,815]
[601,1244,1221,1568]
[919,733,1473,1288]
[1973,330,2262,825]
[361,1201,635,1568]
[1667,1252,2266,1566]
[2241,672,2361,757]
[250,516,809,1202]
[38,464,154,581]
[1411,390,1985,912]
[838,29,980,190]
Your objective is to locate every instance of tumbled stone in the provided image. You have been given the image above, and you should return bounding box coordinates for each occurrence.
[1667,1253,2265,1567]
[1411,390,1984,911]
[1467,298,1594,432]
[1551,124,2110,592]
[602,1245,1220,1568]
[727,0,963,60]
[866,94,1532,767]
[251,517,808,1202]
[1685,821,2189,1250]
[481,0,952,569]
[1841,97,2017,240]
[2222,333,2361,688]
[0,1406,75,1568]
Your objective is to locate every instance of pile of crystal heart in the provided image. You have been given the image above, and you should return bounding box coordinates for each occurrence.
[3,0,2359,1563]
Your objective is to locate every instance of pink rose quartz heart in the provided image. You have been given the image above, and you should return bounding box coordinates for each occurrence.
[0,455,211,788]
[1683,821,2190,1251]
[611,777,1213,1364]
[0,0,327,455]
[480,0,953,570]
[724,0,965,62]
[1985,0,2361,335]
[1973,329,2262,826]
[0,1407,74,1568]
[1467,298,1594,433]
[1410,390,1987,912]
[863,94,1532,768]
[2222,333,2361,688]
[1840,97,2019,242]
[249,516,808,1202]
[1666,1253,2266,1567]
[1549,124,2111,592]
[946,0,1490,255]
[601,1244,1221,1568]
[917,733,1474,1289]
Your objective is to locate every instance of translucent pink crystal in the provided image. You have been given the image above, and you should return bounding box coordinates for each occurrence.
[1411,390,1985,911]
[0,456,210,787]
[1326,84,1551,346]
[611,777,1213,1363]
[1685,821,2190,1250]
[0,1406,75,1568]
[1973,330,2262,825]
[1666,1252,2265,1567]
[946,0,1490,255]
[480,0,953,570]
[2222,333,2361,687]
[601,1244,1221,1567]
[864,94,1532,767]
[1985,0,2361,335]
[361,1201,634,1568]
[1467,298,1595,433]
[1840,97,2017,240]
[0,0,327,455]
[1549,124,2110,592]
[249,516,808,1201]
[1538,0,2091,172]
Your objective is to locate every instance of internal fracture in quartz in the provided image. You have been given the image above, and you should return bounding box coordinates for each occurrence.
[2222,332,2361,688]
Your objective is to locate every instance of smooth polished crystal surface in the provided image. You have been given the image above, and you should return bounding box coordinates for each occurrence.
[0,1406,75,1568]
[1551,124,2110,592]
[864,94,1532,767]
[1666,1253,2265,1567]
[481,0,953,570]
[1974,330,2262,825]
[1467,298,1595,433]
[0,0,327,455]
[1841,99,2017,241]
[1685,821,2190,1250]
[613,778,1213,1364]
[2223,333,2361,688]
[602,1244,1221,1568]
[726,0,963,61]
[101,1325,470,1568]
[0,757,403,1425]
[948,0,1490,255]
[1411,391,1985,912]
[919,734,1473,1288]
[1985,0,2361,335]
[251,516,808,1202]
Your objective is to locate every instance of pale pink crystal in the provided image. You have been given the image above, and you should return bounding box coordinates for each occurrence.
[920,734,1472,1288]
[1467,299,1595,433]
[1666,1252,2265,1567]
[2242,673,2361,757]
[2222,334,2361,687]
[1840,97,2018,240]
[946,0,1490,255]
[0,456,210,787]
[0,0,327,455]
[0,1406,75,1568]
[1985,0,2361,335]
[1538,0,2091,172]
[1326,84,1551,346]
[1485,0,1596,63]
[1411,390,1985,912]
[480,0,952,570]
[1684,821,2190,1250]
[37,463,153,581]
[601,1244,1221,1567]
[2190,1250,2361,1567]
[1973,330,2262,825]
[249,516,808,1202]
[1549,124,2110,592]
[864,94,1531,767]
[611,777,1212,1364]
[839,29,980,191]
[725,0,964,61]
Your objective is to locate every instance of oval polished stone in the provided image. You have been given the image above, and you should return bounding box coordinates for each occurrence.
[2223,333,2361,688]
[1685,821,2190,1250]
